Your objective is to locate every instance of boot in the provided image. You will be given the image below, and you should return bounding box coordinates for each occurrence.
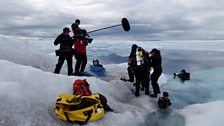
[145,90,149,95]
[135,91,139,97]
[141,87,144,91]
[150,94,157,98]
[73,71,80,76]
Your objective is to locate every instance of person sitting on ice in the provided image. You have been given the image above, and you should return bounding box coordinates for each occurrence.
[158,92,172,109]
[93,59,103,67]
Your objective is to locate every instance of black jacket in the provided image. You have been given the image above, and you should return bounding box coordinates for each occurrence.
[129,48,149,71]
[128,50,137,67]
[54,33,73,52]
[149,55,162,71]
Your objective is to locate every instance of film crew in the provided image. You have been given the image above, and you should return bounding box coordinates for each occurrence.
[149,48,162,98]
[71,19,81,40]
[133,46,150,97]
[71,19,93,75]
[120,44,138,82]
[54,27,74,76]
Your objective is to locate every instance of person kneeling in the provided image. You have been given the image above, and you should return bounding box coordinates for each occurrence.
[158,92,172,109]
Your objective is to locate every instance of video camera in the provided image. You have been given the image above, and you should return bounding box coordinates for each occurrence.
[76,29,93,43]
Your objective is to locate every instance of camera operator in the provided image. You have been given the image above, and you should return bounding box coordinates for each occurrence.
[54,27,74,76]
[71,19,93,75]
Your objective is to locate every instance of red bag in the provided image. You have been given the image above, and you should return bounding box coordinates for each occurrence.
[73,79,92,96]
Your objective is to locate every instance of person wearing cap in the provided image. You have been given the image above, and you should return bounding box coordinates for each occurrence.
[53,27,74,76]
[149,48,162,97]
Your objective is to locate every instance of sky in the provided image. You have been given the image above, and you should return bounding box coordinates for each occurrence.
[0,36,224,126]
[1,0,224,40]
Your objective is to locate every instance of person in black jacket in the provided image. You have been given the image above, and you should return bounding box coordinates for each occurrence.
[149,48,162,97]
[54,27,74,76]
[121,44,138,82]
[71,19,81,39]
[131,45,150,97]
[127,44,138,82]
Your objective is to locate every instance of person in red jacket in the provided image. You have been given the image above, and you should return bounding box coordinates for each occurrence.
[73,29,93,75]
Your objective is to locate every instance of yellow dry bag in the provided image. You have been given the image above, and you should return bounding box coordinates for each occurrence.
[54,93,104,124]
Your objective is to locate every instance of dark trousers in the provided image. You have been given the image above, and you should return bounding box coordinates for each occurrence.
[151,69,162,94]
[134,66,149,95]
[142,68,150,94]
[128,66,134,81]
[54,54,73,76]
[75,53,87,72]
